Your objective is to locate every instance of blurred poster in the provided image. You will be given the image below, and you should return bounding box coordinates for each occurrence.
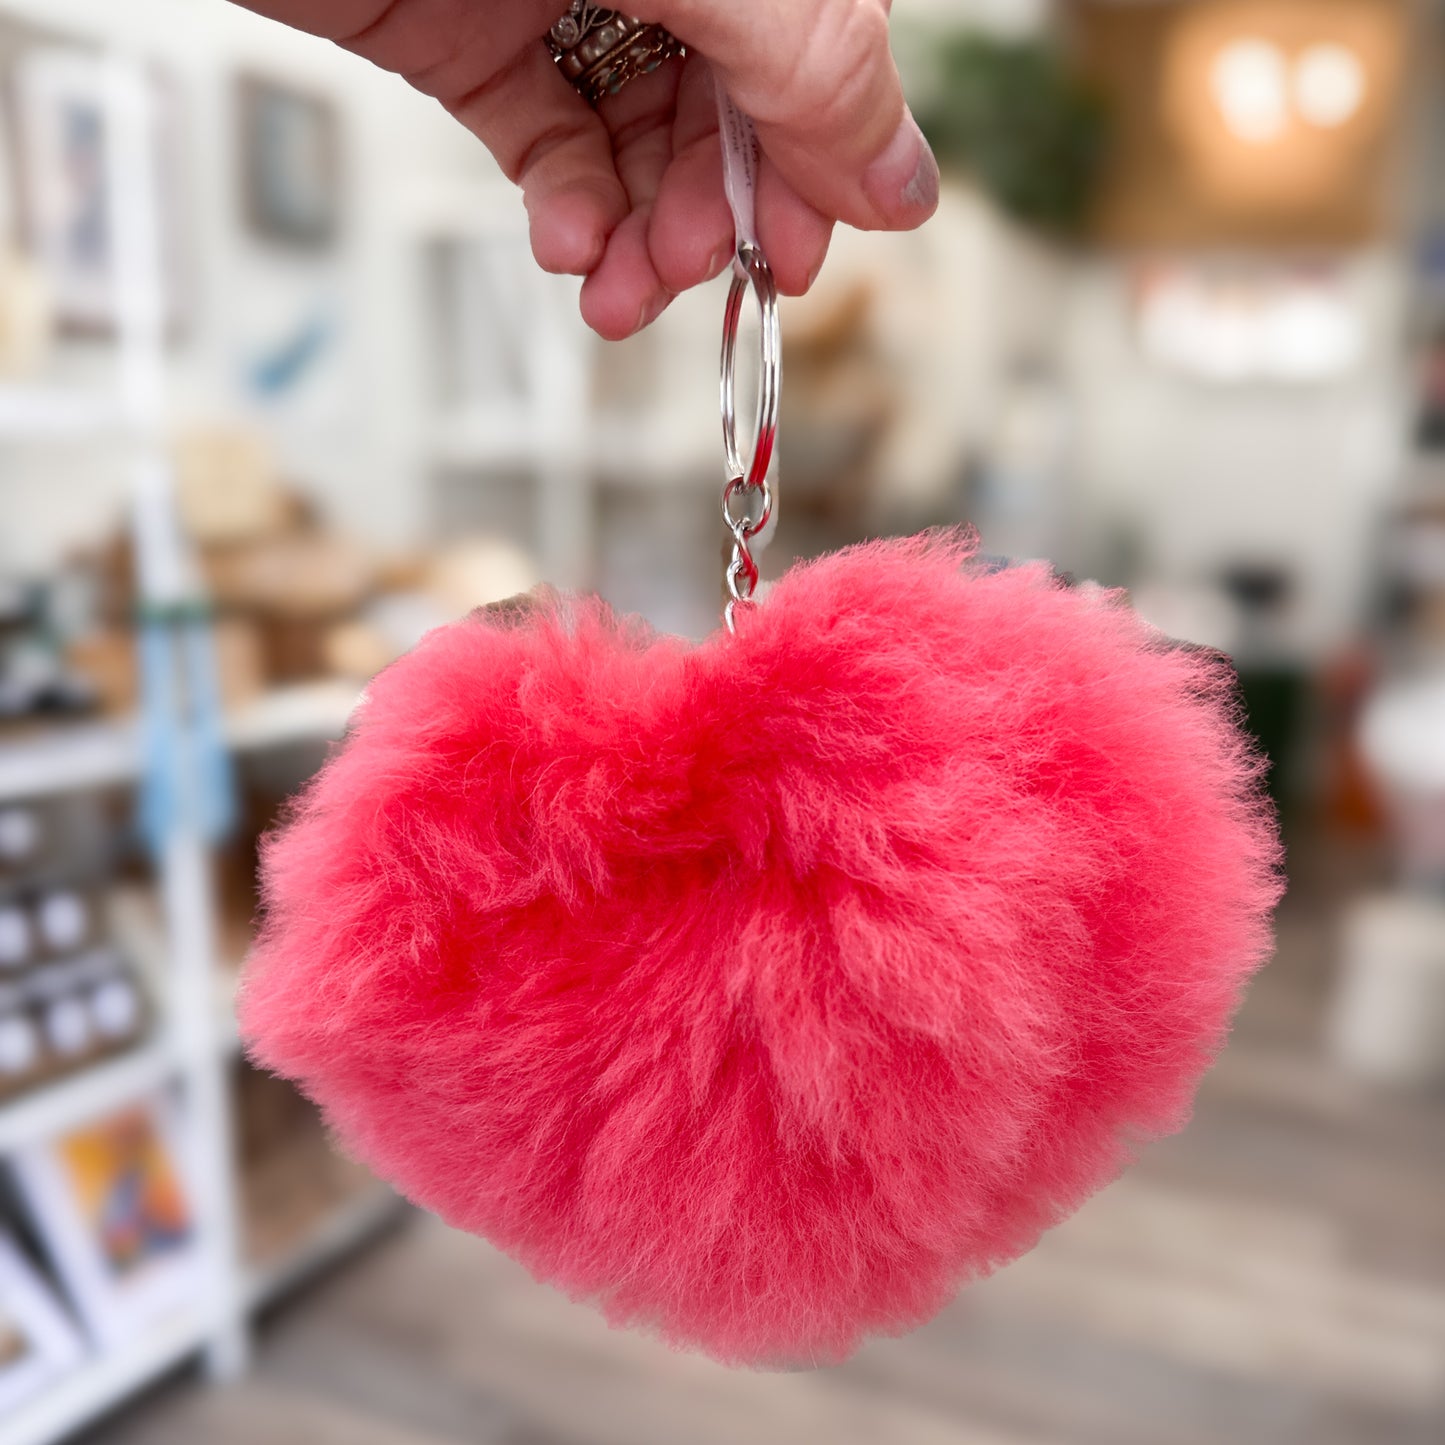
[238,76,341,250]
[13,1093,203,1347]
[10,47,184,333]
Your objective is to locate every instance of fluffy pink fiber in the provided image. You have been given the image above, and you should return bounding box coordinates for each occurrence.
[240,533,1281,1365]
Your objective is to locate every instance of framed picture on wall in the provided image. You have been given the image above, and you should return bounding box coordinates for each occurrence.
[238,76,341,249]
[11,1092,203,1347]
[8,47,185,334]
[0,1233,86,1414]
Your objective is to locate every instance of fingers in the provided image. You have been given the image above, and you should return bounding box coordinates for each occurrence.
[402,6,626,280]
[639,0,937,233]
[648,141,733,297]
[444,43,628,277]
[755,156,834,298]
[234,0,900,336]
[586,55,832,336]
[232,2,552,67]
[580,212,672,339]
[649,63,830,301]
[579,63,684,337]
[226,1,396,37]
[649,148,831,300]
[647,62,734,296]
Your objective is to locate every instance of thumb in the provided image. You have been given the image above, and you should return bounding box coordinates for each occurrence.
[640,0,937,232]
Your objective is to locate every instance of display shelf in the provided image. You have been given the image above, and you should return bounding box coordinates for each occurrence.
[214,966,243,1057]
[428,408,542,471]
[225,681,361,753]
[245,1187,405,1312]
[0,681,362,804]
[108,889,244,1057]
[0,721,140,804]
[0,1041,178,1154]
[0,1307,204,1445]
[0,386,128,441]
[428,406,716,485]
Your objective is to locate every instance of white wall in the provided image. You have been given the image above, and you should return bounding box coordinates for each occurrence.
[1063,252,1409,655]
[797,184,1072,516]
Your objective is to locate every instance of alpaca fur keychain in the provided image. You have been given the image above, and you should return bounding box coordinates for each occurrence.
[239,99,1282,1367]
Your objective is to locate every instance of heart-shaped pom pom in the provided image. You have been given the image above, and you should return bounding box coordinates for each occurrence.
[239,534,1281,1365]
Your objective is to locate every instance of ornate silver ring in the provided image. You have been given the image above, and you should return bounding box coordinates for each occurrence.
[546,3,685,107]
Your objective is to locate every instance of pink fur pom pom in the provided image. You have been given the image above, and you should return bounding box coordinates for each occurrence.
[239,534,1281,1365]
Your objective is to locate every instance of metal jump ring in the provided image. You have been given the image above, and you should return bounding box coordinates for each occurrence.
[723,474,773,540]
[721,240,780,491]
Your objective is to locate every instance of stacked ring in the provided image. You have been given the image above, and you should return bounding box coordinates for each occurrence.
[546,3,685,106]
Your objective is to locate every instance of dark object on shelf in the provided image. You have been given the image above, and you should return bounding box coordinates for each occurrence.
[1219,562,1293,618]
[0,932,150,1100]
[0,578,99,727]
[1415,329,1445,450]
[0,796,151,1101]
[1217,563,1303,812]
[238,75,342,250]
[916,33,1107,235]
[1236,666,1305,813]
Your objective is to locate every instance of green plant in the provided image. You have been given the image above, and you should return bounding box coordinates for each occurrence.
[916,33,1107,236]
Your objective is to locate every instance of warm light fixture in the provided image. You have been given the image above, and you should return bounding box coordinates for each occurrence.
[1210,34,1367,144]
[1211,38,1290,143]
[1092,0,1405,245]
[1294,42,1367,127]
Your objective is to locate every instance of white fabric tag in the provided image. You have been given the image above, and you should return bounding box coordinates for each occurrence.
[716,84,761,270]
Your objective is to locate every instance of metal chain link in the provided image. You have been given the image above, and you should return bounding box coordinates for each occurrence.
[723,474,773,632]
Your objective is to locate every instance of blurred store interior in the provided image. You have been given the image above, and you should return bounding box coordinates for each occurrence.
[0,0,1442,1441]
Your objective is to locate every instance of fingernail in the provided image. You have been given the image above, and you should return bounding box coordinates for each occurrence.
[635,293,670,332]
[862,113,940,222]
[706,242,734,280]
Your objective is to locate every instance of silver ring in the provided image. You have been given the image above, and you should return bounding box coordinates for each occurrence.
[720,240,780,491]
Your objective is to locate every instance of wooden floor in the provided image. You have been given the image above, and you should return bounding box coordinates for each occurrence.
[94,867,1445,1445]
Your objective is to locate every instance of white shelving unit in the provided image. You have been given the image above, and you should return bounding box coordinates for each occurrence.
[0,388,126,439]
[0,682,361,802]
[0,1308,208,1445]
[0,681,402,1437]
[0,1043,179,1157]
[0,54,401,1444]
[0,684,402,1444]
[0,1172,401,1445]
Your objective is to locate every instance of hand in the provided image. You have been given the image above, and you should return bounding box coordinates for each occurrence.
[232,1,938,338]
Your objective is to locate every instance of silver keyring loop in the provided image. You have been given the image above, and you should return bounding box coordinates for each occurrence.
[721,240,780,490]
